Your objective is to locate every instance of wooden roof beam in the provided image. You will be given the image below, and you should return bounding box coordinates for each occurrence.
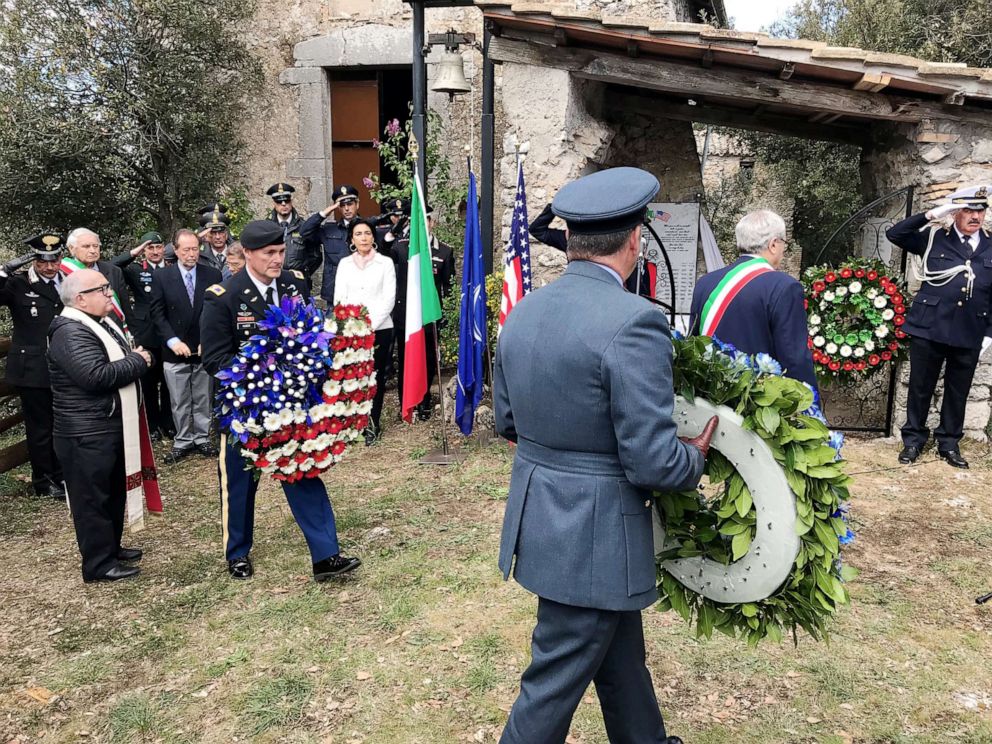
[853,72,892,93]
[488,36,983,124]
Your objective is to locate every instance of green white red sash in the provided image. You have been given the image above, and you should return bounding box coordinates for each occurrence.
[60,256,129,330]
[698,257,773,337]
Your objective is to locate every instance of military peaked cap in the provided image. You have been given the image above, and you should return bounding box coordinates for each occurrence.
[24,232,65,261]
[552,167,660,235]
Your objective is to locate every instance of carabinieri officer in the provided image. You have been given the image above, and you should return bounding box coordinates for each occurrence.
[200,220,361,581]
[887,185,992,469]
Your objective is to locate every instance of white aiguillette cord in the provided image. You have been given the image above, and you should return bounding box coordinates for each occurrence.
[913,223,975,299]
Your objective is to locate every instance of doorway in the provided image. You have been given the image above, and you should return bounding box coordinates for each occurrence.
[329,68,412,212]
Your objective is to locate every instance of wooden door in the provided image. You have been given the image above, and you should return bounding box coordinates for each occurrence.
[330,76,380,209]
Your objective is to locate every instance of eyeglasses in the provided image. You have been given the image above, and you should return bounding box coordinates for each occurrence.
[776,237,792,252]
[78,283,113,297]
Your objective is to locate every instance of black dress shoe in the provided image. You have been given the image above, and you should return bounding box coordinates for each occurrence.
[118,547,143,562]
[313,554,362,582]
[84,564,141,583]
[228,556,253,579]
[150,429,162,442]
[363,427,379,447]
[38,481,65,499]
[939,448,969,468]
[898,445,921,464]
[196,442,220,458]
[165,446,194,464]
[161,426,177,439]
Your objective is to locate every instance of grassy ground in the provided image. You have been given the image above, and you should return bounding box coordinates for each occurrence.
[1,410,992,744]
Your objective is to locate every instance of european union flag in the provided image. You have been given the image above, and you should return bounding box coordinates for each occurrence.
[455,170,487,436]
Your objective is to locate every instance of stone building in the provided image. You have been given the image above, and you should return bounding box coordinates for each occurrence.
[241,0,992,439]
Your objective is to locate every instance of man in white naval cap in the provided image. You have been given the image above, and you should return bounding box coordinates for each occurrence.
[887,184,992,468]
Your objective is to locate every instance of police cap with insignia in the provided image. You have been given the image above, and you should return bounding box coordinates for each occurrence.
[198,203,232,232]
[333,184,360,204]
[266,183,296,204]
[552,167,660,235]
[140,231,164,245]
[23,231,65,261]
[382,197,410,216]
[240,220,286,250]
[948,184,991,211]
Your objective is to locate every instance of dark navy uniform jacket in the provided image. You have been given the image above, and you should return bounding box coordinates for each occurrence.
[299,213,355,304]
[689,256,817,387]
[267,209,322,282]
[200,268,308,376]
[886,213,992,349]
[111,253,168,349]
[0,269,63,388]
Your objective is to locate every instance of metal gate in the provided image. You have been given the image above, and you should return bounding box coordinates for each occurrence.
[810,187,915,435]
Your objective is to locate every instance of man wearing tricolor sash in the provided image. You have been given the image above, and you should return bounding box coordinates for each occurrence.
[64,228,134,333]
[48,269,161,583]
[689,209,816,387]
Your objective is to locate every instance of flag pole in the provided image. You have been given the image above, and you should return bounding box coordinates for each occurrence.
[432,320,449,454]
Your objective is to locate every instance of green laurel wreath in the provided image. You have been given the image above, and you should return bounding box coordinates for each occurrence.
[655,336,856,646]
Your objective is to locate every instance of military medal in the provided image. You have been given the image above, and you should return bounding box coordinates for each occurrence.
[30,306,38,317]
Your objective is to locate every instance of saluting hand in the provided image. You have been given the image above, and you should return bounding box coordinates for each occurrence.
[680,415,719,459]
[926,204,961,221]
[130,240,151,259]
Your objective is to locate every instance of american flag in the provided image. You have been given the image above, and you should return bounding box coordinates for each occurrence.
[499,162,532,332]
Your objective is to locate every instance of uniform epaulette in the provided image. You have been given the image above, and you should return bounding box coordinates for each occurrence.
[207,284,225,296]
[290,269,304,280]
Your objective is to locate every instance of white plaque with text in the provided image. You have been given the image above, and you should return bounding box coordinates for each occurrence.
[643,203,700,315]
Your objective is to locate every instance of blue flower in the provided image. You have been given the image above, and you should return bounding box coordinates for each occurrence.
[753,353,783,376]
[828,431,845,459]
[671,329,685,341]
[839,528,856,546]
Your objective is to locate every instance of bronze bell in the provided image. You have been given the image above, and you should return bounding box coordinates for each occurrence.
[431,50,471,98]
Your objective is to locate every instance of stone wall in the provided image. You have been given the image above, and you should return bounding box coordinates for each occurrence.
[864,119,992,440]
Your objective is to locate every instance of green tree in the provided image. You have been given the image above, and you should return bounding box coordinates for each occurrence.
[0,0,262,250]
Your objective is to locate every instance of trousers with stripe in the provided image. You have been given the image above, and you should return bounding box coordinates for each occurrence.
[219,434,340,563]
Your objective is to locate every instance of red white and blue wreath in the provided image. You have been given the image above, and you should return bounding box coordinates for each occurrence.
[215,299,377,482]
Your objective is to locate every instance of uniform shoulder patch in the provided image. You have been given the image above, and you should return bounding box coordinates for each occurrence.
[207,284,226,296]
[290,270,305,280]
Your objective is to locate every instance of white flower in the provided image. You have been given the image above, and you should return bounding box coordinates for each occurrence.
[854,347,865,358]
[279,409,295,427]
[826,342,838,354]
[835,286,848,298]
[840,345,852,357]
[294,409,307,425]
[813,336,826,347]
[864,340,875,352]
[866,288,878,299]
[342,379,359,392]
[882,309,894,321]
[849,281,862,294]
[824,291,835,302]
[809,315,822,326]
[263,412,282,431]
[231,420,246,435]
[873,296,887,309]
[875,326,888,338]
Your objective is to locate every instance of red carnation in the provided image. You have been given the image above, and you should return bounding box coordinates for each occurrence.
[888,342,899,351]
[825,272,837,283]
[855,269,865,278]
[256,457,270,468]
[881,351,892,361]
[330,369,345,380]
[843,361,854,371]
[334,306,349,320]
[840,268,853,279]
[895,305,906,314]
[819,357,830,366]
[328,420,343,434]
[277,457,290,467]
[885,285,896,295]
[869,354,881,366]
[829,361,841,371]
[807,337,814,349]
[867,270,878,281]
[331,441,347,455]
[245,437,260,450]
[894,316,905,326]
[813,281,826,293]
[893,294,904,304]
[804,299,809,310]
[856,361,867,371]
[895,329,907,339]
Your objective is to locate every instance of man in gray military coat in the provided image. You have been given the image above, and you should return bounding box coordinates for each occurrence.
[494,167,717,744]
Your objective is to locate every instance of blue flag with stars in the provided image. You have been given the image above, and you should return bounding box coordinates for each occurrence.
[455,170,488,436]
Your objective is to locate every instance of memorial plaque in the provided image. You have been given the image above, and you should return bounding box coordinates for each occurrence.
[643,203,700,315]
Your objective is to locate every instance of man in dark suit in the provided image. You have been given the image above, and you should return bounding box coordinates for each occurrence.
[886,185,992,468]
[266,182,321,289]
[0,233,66,498]
[111,232,173,438]
[688,209,817,388]
[151,228,222,463]
[64,228,133,330]
[494,167,715,744]
[200,220,361,582]
[299,184,361,304]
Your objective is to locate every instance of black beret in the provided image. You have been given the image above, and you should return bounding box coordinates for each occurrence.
[552,167,660,235]
[24,232,64,260]
[240,220,286,250]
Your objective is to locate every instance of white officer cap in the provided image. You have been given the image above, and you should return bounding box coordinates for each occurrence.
[946,185,991,210]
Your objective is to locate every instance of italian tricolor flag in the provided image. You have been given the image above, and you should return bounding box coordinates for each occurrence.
[698,257,772,337]
[402,166,443,423]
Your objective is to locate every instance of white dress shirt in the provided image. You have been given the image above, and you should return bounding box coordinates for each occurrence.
[247,271,279,304]
[953,226,981,253]
[333,252,396,331]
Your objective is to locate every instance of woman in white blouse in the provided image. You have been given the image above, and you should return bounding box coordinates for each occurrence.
[334,218,396,445]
